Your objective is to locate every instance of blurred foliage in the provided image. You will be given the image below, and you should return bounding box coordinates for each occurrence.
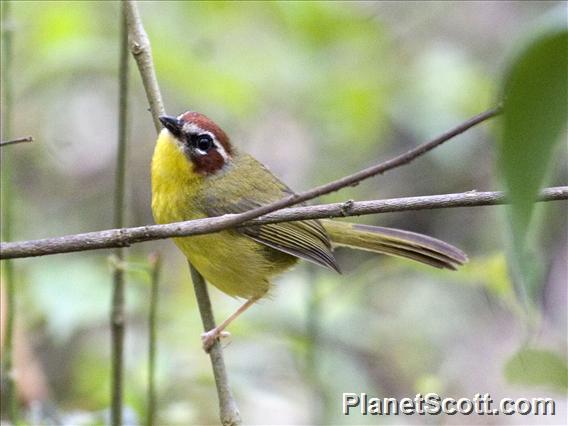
[1,1,566,425]
[498,10,568,306]
[500,11,567,243]
[504,348,568,392]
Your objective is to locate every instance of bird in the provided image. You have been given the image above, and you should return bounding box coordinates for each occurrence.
[151,111,468,352]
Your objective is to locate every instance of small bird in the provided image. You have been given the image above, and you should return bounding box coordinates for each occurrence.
[152,111,467,352]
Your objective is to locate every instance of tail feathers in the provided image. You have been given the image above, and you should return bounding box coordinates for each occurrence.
[321,219,468,270]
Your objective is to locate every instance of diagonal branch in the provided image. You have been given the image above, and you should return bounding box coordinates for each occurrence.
[145,105,503,238]
[1,186,566,260]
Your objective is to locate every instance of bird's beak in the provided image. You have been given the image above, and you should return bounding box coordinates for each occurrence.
[159,115,182,138]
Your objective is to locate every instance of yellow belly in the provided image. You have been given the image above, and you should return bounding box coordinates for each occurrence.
[173,231,296,299]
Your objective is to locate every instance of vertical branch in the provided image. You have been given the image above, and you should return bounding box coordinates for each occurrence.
[110,3,130,425]
[304,270,320,418]
[0,0,19,422]
[146,252,161,426]
[124,1,242,424]
[190,266,241,426]
[304,268,329,425]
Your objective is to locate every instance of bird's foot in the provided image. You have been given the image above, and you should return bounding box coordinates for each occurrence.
[201,328,231,353]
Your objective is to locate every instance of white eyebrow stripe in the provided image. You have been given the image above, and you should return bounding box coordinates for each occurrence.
[182,122,204,134]
[213,140,229,161]
[179,122,230,161]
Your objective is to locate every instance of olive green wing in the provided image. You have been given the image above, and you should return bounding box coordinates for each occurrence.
[244,218,340,273]
[202,194,340,273]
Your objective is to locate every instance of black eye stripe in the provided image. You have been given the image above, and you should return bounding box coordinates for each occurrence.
[185,133,214,153]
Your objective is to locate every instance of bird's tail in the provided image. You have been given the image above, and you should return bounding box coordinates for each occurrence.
[321,219,468,270]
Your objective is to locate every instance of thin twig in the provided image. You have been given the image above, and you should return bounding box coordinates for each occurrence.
[124,2,242,424]
[110,4,130,426]
[304,266,329,424]
[1,186,566,260]
[189,106,502,233]
[0,136,34,147]
[0,0,19,422]
[147,252,161,426]
[149,106,504,246]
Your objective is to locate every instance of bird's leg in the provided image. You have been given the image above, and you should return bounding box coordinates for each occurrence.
[202,296,259,353]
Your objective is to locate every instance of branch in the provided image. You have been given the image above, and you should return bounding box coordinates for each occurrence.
[0,136,33,147]
[146,252,161,426]
[110,4,130,426]
[1,187,566,260]
[124,2,241,424]
[0,0,20,422]
[144,106,503,241]
[190,265,242,426]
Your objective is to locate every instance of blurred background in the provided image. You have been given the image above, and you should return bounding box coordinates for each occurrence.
[1,1,566,424]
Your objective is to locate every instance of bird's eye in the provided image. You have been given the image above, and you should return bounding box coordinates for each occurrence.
[196,134,213,152]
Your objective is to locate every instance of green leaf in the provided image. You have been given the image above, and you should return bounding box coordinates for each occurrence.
[504,348,568,391]
[499,17,568,245]
[498,13,567,307]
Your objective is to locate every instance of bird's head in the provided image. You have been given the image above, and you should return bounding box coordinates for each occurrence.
[158,111,234,175]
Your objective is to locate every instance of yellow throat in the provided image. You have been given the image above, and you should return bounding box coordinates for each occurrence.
[151,129,203,225]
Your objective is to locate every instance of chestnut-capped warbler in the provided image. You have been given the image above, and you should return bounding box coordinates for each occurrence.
[152,111,467,351]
